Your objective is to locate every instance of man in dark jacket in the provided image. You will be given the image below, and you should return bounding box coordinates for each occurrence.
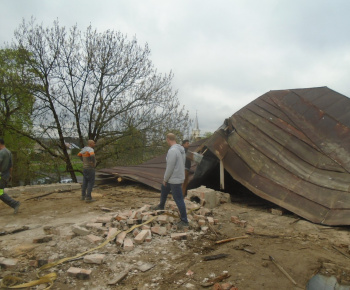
[0,138,20,214]
[181,139,191,197]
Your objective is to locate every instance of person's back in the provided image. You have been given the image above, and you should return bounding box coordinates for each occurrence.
[0,138,20,214]
[165,144,185,184]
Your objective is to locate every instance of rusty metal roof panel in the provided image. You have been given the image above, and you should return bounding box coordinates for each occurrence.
[98,139,206,191]
[205,86,350,225]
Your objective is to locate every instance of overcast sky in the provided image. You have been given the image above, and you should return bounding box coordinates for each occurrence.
[1,0,350,134]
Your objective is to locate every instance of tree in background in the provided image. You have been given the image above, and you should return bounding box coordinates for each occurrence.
[0,48,37,185]
[12,19,191,181]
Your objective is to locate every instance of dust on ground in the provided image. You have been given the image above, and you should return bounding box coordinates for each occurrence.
[1,181,350,290]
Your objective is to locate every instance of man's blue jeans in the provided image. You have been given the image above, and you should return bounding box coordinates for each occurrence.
[82,169,95,199]
[159,183,188,223]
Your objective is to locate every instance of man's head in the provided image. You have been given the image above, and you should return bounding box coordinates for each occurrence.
[88,140,96,148]
[166,133,177,146]
[182,139,190,149]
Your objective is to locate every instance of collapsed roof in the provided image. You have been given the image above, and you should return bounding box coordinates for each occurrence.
[203,86,350,225]
[99,86,350,226]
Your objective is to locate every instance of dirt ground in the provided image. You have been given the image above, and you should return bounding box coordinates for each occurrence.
[1,181,350,290]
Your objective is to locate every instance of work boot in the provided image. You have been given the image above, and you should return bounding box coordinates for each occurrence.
[81,196,86,201]
[85,198,96,203]
[150,204,164,211]
[176,220,189,230]
[14,202,21,214]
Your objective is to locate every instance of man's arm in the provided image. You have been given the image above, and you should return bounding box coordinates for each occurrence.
[163,150,176,183]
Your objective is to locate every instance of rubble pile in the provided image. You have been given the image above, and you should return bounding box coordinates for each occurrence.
[0,187,235,289]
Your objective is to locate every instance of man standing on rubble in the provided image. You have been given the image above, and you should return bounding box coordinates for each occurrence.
[0,138,20,214]
[78,140,97,203]
[152,133,189,229]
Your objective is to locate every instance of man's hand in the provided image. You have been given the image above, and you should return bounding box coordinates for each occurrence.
[163,180,167,186]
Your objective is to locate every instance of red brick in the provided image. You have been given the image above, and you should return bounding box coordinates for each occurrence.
[96,216,112,223]
[231,216,240,224]
[157,215,168,224]
[123,238,134,251]
[107,228,120,240]
[134,230,149,243]
[170,233,187,240]
[116,231,127,245]
[86,234,103,244]
[207,217,214,225]
[151,226,167,236]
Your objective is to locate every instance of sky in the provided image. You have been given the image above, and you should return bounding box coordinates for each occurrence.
[1,0,350,134]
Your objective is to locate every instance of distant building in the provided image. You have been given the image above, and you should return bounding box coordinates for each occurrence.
[191,112,201,142]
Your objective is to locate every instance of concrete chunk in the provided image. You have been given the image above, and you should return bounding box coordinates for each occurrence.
[84,254,105,264]
[72,225,90,236]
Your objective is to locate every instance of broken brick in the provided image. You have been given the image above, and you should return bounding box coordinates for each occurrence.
[33,235,53,243]
[123,238,134,251]
[116,231,127,245]
[106,228,120,240]
[170,233,187,240]
[151,226,167,236]
[86,234,103,244]
[134,229,149,243]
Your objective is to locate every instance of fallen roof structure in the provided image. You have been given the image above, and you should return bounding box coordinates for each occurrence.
[99,86,350,226]
[202,86,350,225]
[98,139,207,191]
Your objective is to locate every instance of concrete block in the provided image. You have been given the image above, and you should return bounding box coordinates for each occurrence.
[0,257,19,268]
[84,254,105,264]
[67,267,92,279]
[72,225,90,236]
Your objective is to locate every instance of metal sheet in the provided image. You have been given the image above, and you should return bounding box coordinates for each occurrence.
[204,87,350,225]
[98,139,207,191]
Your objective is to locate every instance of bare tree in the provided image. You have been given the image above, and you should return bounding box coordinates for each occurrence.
[12,19,191,181]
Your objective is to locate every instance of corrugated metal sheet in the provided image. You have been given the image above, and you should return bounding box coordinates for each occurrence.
[98,139,206,190]
[204,87,350,225]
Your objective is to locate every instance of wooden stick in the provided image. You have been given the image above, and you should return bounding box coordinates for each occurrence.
[215,235,249,244]
[269,256,297,285]
[332,245,350,259]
